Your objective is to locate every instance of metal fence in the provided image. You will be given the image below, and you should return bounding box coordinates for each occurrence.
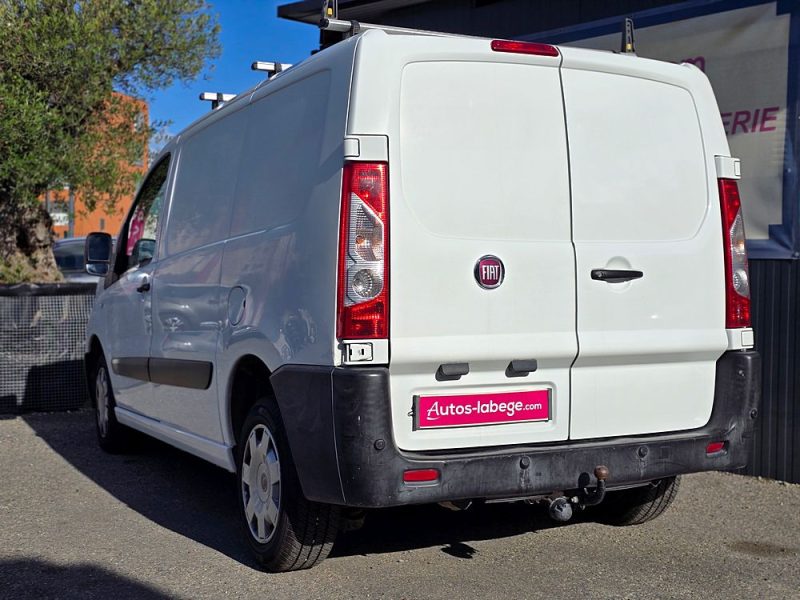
[747,259,800,483]
[0,283,96,414]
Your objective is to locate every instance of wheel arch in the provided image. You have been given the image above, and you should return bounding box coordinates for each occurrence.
[225,358,346,505]
[84,335,105,403]
[226,354,278,448]
[86,335,104,362]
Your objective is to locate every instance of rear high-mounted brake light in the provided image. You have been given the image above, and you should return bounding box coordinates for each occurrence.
[490,39,560,57]
[718,179,751,329]
[337,162,389,340]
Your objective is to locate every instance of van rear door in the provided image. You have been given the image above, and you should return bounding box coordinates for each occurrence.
[381,45,576,451]
[561,50,728,439]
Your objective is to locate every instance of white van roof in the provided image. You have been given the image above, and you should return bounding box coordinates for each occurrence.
[152,24,722,167]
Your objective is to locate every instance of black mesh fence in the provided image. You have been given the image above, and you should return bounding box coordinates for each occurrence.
[0,283,96,414]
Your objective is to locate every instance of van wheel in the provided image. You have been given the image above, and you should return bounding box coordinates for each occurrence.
[92,354,131,453]
[237,399,340,572]
[597,476,681,526]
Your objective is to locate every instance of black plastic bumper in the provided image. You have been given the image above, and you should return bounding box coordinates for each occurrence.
[270,350,760,508]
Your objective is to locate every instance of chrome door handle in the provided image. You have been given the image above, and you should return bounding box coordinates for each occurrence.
[591,269,643,283]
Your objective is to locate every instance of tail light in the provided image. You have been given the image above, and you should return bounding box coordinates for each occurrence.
[337,162,389,339]
[718,179,751,328]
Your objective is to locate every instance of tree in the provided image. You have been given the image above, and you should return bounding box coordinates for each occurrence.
[0,0,221,283]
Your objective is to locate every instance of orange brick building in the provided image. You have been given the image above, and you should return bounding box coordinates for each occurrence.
[44,95,149,239]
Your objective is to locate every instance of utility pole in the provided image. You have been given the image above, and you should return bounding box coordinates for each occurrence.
[67,186,75,238]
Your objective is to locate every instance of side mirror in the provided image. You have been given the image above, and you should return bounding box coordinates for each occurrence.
[86,263,109,276]
[85,232,113,276]
[131,238,156,267]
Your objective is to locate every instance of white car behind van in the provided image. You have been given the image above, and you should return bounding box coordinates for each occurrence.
[83,25,760,572]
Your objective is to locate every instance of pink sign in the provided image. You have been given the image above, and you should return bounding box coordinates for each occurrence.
[416,389,550,429]
[127,206,146,256]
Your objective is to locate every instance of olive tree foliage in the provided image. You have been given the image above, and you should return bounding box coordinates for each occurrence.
[0,0,220,282]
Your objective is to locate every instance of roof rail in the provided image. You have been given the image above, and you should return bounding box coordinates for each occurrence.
[251,61,293,76]
[316,0,485,49]
[199,92,236,111]
[318,16,483,49]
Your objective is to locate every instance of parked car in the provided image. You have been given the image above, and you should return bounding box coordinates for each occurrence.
[54,236,116,283]
[53,237,98,283]
[83,25,760,572]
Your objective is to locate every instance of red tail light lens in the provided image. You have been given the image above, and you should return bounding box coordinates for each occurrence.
[718,179,751,329]
[706,441,727,455]
[337,162,389,340]
[490,39,559,57]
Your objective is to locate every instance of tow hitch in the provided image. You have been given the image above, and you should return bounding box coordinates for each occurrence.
[576,465,609,508]
[547,465,610,523]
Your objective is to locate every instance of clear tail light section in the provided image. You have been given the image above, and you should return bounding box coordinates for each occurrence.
[337,162,389,339]
[718,178,751,328]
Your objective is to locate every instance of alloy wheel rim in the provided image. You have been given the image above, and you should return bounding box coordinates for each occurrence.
[95,366,109,437]
[241,424,282,543]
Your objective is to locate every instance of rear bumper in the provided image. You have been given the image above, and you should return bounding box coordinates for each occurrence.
[270,350,760,508]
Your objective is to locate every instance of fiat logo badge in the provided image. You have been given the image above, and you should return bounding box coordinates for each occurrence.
[475,255,504,289]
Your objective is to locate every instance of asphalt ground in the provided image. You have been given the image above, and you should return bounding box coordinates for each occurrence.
[0,410,798,599]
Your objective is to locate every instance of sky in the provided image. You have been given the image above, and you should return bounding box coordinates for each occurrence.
[146,1,319,152]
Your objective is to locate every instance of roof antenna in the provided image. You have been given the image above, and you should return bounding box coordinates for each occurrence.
[323,0,338,19]
[319,0,341,51]
[620,17,636,54]
[199,92,235,110]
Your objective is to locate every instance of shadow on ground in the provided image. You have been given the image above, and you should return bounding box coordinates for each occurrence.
[23,411,572,568]
[0,558,172,599]
[330,500,566,560]
[23,411,251,566]
[0,359,88,414]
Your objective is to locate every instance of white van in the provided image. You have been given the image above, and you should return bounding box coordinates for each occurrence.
[83,25,760,572]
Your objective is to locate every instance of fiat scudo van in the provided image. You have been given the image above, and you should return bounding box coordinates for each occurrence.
[83,25,760,572]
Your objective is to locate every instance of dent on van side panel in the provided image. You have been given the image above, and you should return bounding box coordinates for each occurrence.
[214,42,357,445]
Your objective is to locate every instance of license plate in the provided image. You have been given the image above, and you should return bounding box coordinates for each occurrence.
[414,389,551,430]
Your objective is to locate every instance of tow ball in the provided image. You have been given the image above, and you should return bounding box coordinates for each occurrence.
[547,465,610,523]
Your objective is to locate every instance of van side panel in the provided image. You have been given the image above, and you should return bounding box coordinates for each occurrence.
[216,42,357,445]
[561,49,729,439]
[146,107,250,440]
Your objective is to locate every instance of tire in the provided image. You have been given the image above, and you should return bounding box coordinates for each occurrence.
[91,353,132,454]
[597,476,681,526]
[236,399,340,572]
